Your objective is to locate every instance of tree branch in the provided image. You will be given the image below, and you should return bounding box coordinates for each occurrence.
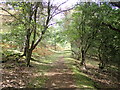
[102,22,120,33]
[51,0,68,16]
[50,6,74,20]
[31,1,51,50]
[48,21,61,27]
[30,3,39,49]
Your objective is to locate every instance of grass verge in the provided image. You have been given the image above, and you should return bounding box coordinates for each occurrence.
[27,52,61,88]
[64,56,97,89]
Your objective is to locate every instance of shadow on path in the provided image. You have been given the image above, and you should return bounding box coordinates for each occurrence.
[44,56,78,89]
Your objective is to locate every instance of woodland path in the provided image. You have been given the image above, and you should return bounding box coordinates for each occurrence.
[44,55,78,89]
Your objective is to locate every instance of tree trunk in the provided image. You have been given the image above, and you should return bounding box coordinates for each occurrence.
[24,27,31,66]
[54,42,57,50]
[98,49,105,69]
[26,49,32,67]
[80,49,86,66]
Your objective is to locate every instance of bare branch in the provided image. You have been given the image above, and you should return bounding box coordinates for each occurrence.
[48,21,62,27]
[50,7,74,20]
[48,22,57,27]
[51,0,68,16]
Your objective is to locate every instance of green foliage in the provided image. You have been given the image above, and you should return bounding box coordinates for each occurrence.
[2,23,25,51]
[61,3,101,60]
[2,2,120,68]
[60,2,120,67]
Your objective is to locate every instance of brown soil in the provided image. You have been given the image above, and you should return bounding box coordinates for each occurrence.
[44,56,78,89]
[1,66,34,88]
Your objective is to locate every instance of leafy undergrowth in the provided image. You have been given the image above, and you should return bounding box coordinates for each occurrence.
[33,47,53,57]
[64,57,97,89]
[2,60,34,88]
[1,47,59,88]
[1,50,120,89]
[64,53,120,89]
[84,62,120,88]
[32,43,63,57]
[1,42,64,88]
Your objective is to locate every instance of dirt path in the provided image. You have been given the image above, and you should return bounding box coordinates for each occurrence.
[44,56,78,89]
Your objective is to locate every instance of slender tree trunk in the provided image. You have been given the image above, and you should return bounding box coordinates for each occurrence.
[25,27,31,66]
[80,49,86,66]
[71,42,74,56]
[23,2,50,67]
[21,34,29,57]
[26,49,32,67]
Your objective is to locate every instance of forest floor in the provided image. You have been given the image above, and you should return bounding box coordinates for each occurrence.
[1,51,120,89]
[43,55,77,89]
